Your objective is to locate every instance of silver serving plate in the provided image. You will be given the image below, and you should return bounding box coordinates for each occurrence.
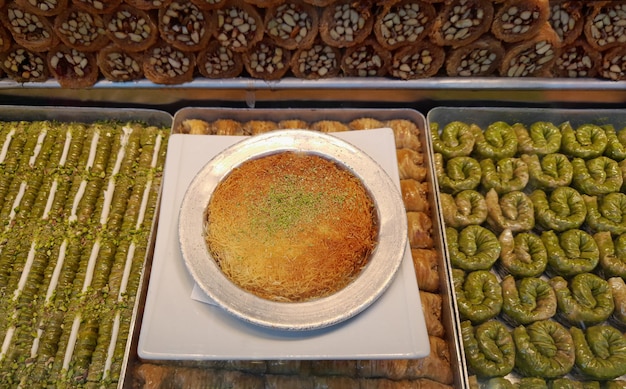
[178,129,407,331]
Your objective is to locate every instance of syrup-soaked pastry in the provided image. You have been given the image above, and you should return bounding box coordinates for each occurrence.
[608,276,626,328]
[530,187,586,232]
[244,0,283,6]
[213,0,264,53]
[604,124,626,161]
[498,229,548,278]
[15,0,68,16]
[158,1,213,52]
[396,148,427,181]
[499,23,560,77]
[244,37,291,80]
[177,119,211,134]
[348,117,384,131]
[572,156,622,196]
[514,122,562,155]
[124,0,173,10]
[430,121,476,159]
[445,35,505,77]
[419,290,445,337]
[595,231,626,279]
[211,119,245,135]
[243,120,278,135]
[430,0,494,48]
[97,44,144,82]
[472,121,518,160]
[492,0,550,43]
[561,122,608,159]
[447,225,500,271]
[390,40,444,80]
[386,119,421,151]
[341,38,391,77]
[73,0,122,14]
[0,25,10,53]
[440,190,488,228]
[373,0,436,51]
[435,154,482,195]
[310,120,350,133]
[278,119,309,129]
[500,275,556,326]
[142,41,195,85]
[197,40,243,79]
[453,269,503,324]
[549,0,584,46]
[584,1,626,53]
[191,0,227,10]
[461,320,515,378]
[570,324,626,381]
[584,192,626,235]
[407,211,433,249]
[319,0,375,48]
[480,157,529,194]
[551,273,613,327]
[54,8,109,52]
[47,45,99,88]
[1,3,59,52]
[485,189,535,233]
[264,0,318,50]
[543,229,599,277]
[290,39,341,79]
[0,45,49,82]
[104,5,158,53]
[411,248,439,293]
[601,45,626,81]
[302,0,335,5]
[400,179,429,213]
[522,153,573,190]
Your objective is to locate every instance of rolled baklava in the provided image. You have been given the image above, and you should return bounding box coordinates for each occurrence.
[0,45,49,82]
[492,0,550,43]
[244,0,284,7]
[319,0,375,48]
[47,45,99,88]
[553,39,601,78]
[97,43,144,81]
[73,0,122,14]
[197,40,243,78]
[290,38,341,79]
[15,0,68,16]
[0,25,10,53]
[600,46,626,81]
[584,1,626,53]
[341,38,391,77]
[54,8,110,52]
[373,0,436,51]
[389,40,444,80]
[445,35,505,77]
[213,0,264,52]
[142,40,195,84]
[191,0,227,10]
[1,3,59,52]
[243,37,291,80]
[499,23,560,77]
[549,0,584,46]
[264,0,318,50]
[430,0,494,47]
[302,0,335,6]
[104,4,158,52]
[158,1,213,52]
[123,0,173,10]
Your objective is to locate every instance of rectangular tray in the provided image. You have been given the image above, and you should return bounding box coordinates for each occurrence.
[0,105,172,389]
[128,107,467,388]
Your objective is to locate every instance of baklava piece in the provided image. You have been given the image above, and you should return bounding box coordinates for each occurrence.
[499,23,560,77]
[1,3,59,52]
[104,4,158,52]
[584,1,626,53]
[213,0,264,53]
[549,0,584,46]
[73,0,122,14]
[430,0,494,47]
[47,45,99,88]
[553,39,601,78]
[197,40,244,79]
[491,0,550,43]
[389,40,444,80]
[53,8,109,52]
[341,39,391,77]
[0,45,49,82]
[15,0,68,16]
[319,0,375,48]
[142,41,196,85]
[445,35,505,77]
[97,44,144,82]
[373,0,436,51]
[290,39,341,79]
[158,1,213,52]
[264,0,318,50]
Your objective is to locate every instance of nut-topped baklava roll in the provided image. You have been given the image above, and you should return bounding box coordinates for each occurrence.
[373,0,436,51]
[124,0,172,10]
[54,8,109,52]
[389,40,444,80]
[47,45,99,88]
[142,40,195,84]
[445,35,505,77]
[213,0,264,52]
[191,0,227,10]
[319,0,375,48]
[584,1,626,53]
[341,38,391,77]
[264,0,319,50]
[0,25,10,53]
[104,4,158,52]
[491,0,551,43]
[600,46,626,81]
[15,0,68,16]
[553,39,601,78]
[549,0,584,46]
[243,37,291,80]
[97,43,144,81]
[1,3,59,52]
[430,0,494,48]
[0,45,49,82]
[197,40,243,78]
[158,1,213,52]
[499,23,560,77]
[291,38,341,79]
[73,0,122,14]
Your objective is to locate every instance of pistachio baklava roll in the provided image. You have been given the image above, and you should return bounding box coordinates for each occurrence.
[430,0,494,48]
[445,35,505,77]
[53,8,110,52]
[584,1,626,53]
[0,45,49,82]
[341,38,391,77]
[549,0,584,46]
[373,0,436,51]
[244,37,291,80]
[213,0,264,52]
[104,4,158,52]
[142,40,195,84]
[191,0,227,10]
[97,44,144,81]
[551,273,613,327]
[47,44,99,88]
[73,0,122,14]
[158,1,213,52]
[264,0,318,50]
[15,0,68,16]
[196,40,243,78]
[600,45,626,81]
[499,23,560,77]
[124,0,173,10]
[553,39,601,78]
[319,0,374,48]
[1,3,59,52]
[492,0,550,44]
[389,40,444,80]
[290,38,341,79]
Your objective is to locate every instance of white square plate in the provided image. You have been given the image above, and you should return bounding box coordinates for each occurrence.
[138,128,430,360]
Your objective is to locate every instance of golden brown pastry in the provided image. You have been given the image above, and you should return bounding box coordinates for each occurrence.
[191,0,228,10]
[1,3,59,52]
[47,45,99,88]
[430,0,494,47]
[549,0,584,46]
[310,120,351,133]
[53,8,110,52]
[15,0,68,16]
[279,119,309,129]
[319,0,375,48]
[411,248,440,293]
[290,39,342,79]
[400,179,430,213]
[390,40,444,80]
[499,23,560,77]
[73,0,122,14]
[302,0,335,6]
[243,120,278,135]
[420,291,445,338]
[386,119,421,150]
[491,0,550,43]
[104,4,158,52]
[349,117,384,131]
[264,0,319,50]
[244,0,284,7]
[178,119,211,134]
[600,45,626,81]
[142,41,196,85]
[197,40,244,79]
[213,0,264,52]
[407,211,433,249]
[445,35,505,77]
[158,1,213,52]
[397,149,427,181]
[0,25,10,53]
[97,44,144,82]
[124,0,173,10]
[584,1,626,52]
[211,119,245,135]
[373,0,436,51]
[341,38,391,77]
[553,39,601,78]
[243,37,292,80]
[0,45,49,82]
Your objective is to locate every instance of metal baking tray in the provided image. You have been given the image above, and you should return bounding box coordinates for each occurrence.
[427,107,626,386]
[130,107,466,387]
[0,105,172,389]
